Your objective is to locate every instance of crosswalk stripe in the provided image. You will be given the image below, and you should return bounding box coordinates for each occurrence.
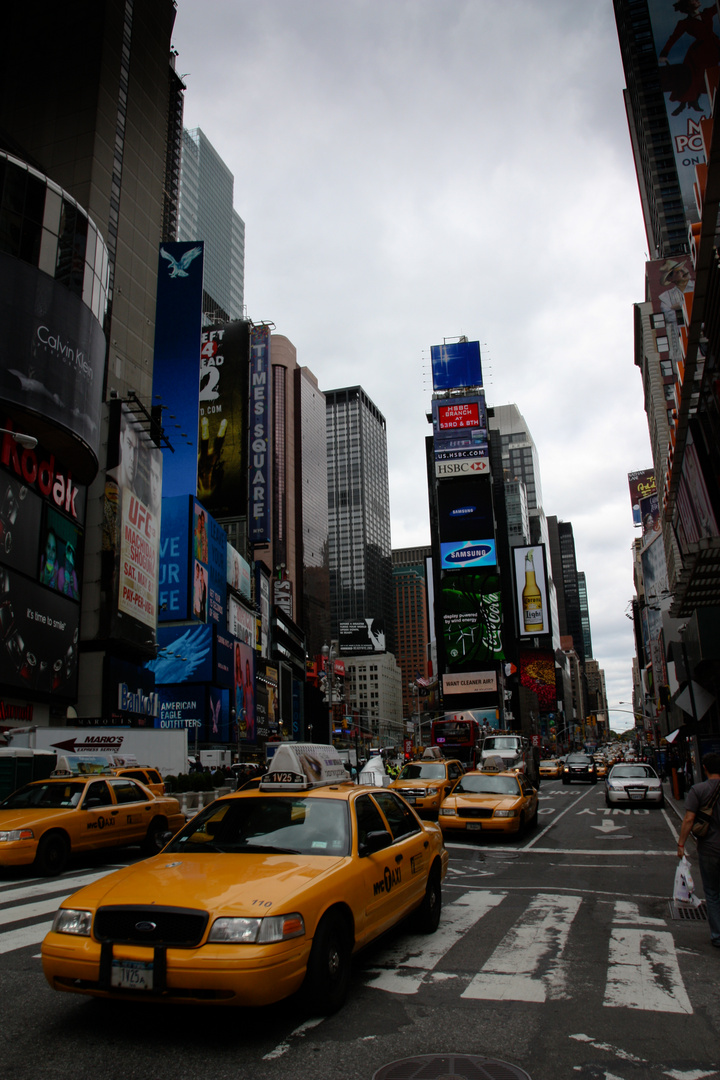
[364,890,507,995]
[0,919,53,955]
[0,867,121,908]
[603,928,692,1014]
[462,893,582,1002]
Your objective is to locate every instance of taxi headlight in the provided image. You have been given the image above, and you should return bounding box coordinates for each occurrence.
[209,913,305,944]
[440,807,456,816]
[494,809,518,818]
[52,908,93,936]
[0,828,34,842]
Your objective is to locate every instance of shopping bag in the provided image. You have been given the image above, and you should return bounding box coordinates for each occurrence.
[673,855,695,904]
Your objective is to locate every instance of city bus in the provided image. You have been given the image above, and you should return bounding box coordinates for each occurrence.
[431,717,482,769]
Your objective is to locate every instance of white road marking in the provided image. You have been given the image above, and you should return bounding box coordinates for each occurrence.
[613,901,666,926]
[0,867,121,906]
[591,820,630,834]
[0,868,123,955]
[365,890,506,995]
[462,893,581,1002]
[262,1017,324,1060]
[0,921,53,954]
[569,1033,647,1064]
[524,786,597,850]
[603,928,692,1013]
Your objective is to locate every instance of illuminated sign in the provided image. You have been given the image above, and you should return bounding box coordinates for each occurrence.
[249,325,271,543]
[430,341,483,391]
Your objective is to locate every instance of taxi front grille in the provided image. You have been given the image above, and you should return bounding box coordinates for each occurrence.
[402,788,430,798]
[94,905,209,947]
[458,807,494,819]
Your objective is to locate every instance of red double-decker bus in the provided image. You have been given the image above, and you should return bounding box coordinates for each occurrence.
[431,717,482,769]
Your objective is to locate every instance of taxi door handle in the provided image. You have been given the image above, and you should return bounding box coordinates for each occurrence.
[111,810,119,816]
[423,840,429,848]
[395,853,403,864]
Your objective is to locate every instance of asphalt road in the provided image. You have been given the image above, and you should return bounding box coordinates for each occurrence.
[1,778,717,1080]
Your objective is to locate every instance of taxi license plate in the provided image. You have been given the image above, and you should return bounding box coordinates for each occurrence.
[467,823,482,831]
[404,797,415,804]
[111,960,153,991]
[629,792,644,800]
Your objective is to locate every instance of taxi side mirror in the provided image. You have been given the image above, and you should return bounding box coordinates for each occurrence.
[359,829,392,857]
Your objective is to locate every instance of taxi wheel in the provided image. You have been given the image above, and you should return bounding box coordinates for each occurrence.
[414,866,442,933]
[34,832,70,877]
[141,817,168,856]
[304,913,352,1015]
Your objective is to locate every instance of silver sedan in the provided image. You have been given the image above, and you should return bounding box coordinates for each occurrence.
[605,763,664,807]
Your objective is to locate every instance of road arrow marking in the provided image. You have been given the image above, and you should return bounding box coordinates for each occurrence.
[592,819,630,833]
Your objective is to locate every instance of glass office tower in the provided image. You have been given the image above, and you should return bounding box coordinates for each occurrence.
[325,387,394,655]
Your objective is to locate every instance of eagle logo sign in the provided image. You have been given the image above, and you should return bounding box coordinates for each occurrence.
[160,245,202,278]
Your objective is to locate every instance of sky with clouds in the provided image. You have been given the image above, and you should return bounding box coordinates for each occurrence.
[171,0,652,734]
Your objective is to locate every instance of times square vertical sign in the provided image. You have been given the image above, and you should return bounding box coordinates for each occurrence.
[249,325,271,544]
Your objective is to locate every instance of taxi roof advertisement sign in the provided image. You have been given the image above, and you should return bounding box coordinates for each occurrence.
[430,341,483,391]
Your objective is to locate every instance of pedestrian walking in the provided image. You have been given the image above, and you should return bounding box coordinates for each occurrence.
[677,752,720,949]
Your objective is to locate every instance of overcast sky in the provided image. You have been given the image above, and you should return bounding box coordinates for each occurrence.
[171,0,652,734]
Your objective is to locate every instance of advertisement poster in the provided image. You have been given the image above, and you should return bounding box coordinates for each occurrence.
[430,340,483,391]
[520,649,556,710]
[198,321,249,517]
[234,639,256,742]
[442,671,497,695]
[648,0,719,228]
[339,618,386,654]
[441,569,504,667]
[158,495,190,621]
[0,568,79,699]
[146,624,213,685]
[513,545,550,637]
[432,394,488,462]
[156,685,204,730]
[151,241,204,499]
[248,324,271,544]
[628,469,657,527]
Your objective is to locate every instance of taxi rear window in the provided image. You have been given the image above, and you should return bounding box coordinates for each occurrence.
[166,796,350,857]
[398,763,445,781]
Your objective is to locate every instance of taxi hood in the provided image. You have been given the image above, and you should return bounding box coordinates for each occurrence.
[64,852,348,915]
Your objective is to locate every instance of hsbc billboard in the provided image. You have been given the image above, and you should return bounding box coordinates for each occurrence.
[436,457,489,479]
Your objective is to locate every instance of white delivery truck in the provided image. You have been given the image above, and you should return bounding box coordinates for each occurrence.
[3,726,188,777]
[199,749,232,770]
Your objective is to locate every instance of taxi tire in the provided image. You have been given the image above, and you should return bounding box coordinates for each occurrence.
[304,912,352,1015]
[34,831,70,877]
[140,817,168,856]
[414,866,442,933]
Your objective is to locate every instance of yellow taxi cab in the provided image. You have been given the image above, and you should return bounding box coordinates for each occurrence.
[593,756,609,779]
[389,747,464,818]
[0,756,185,876]
[42,743,448,1014]
[109,765,165,797]
[539,758,563,779]
[438,759,539,837]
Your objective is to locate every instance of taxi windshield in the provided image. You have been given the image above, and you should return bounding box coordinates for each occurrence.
[0,781,86,810]
[398,763,446,781]
[455,775,519,796]
[611,765,657,779]
[165,796,350,856]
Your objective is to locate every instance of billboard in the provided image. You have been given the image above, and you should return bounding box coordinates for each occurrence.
[441,569,504,668]
[647,1,719,229]
[248,325,271,544]
[442,671,497,695]
[0,253,106,479]
[519,649,556,710]
[513,545,550,637]
[227,544,251,600]
[646,256,695,377]
[674,422,720,551]
[339,619,386,655]
[191,499,227,627]
[158,495,191,621]
[146,624,213,685]
[435,457,490,479]
[156,685,204,730]
[234,639,256,742]
[430,341,483,391]
[432,394,488,462]
[198,321,250,517]
[108,404,162,632]
[628,469,656,527]
[151,241,204,499]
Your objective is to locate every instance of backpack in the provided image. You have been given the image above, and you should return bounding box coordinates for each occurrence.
[690,779,720,841]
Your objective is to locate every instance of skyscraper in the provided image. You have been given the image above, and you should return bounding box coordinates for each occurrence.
[393,546,431,720]
[177,128,245,321]
[488,403,547,547]
[547,517,585,664]
[325,386,394,656]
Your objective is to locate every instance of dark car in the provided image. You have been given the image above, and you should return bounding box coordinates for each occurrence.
[561,753,597,785]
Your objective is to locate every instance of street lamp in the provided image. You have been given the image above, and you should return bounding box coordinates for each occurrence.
[0,427,37,450]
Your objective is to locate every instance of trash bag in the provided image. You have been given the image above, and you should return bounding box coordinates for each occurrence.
[673,855,695,904]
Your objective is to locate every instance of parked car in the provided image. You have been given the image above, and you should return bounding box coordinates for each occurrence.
[605,763,664,807]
